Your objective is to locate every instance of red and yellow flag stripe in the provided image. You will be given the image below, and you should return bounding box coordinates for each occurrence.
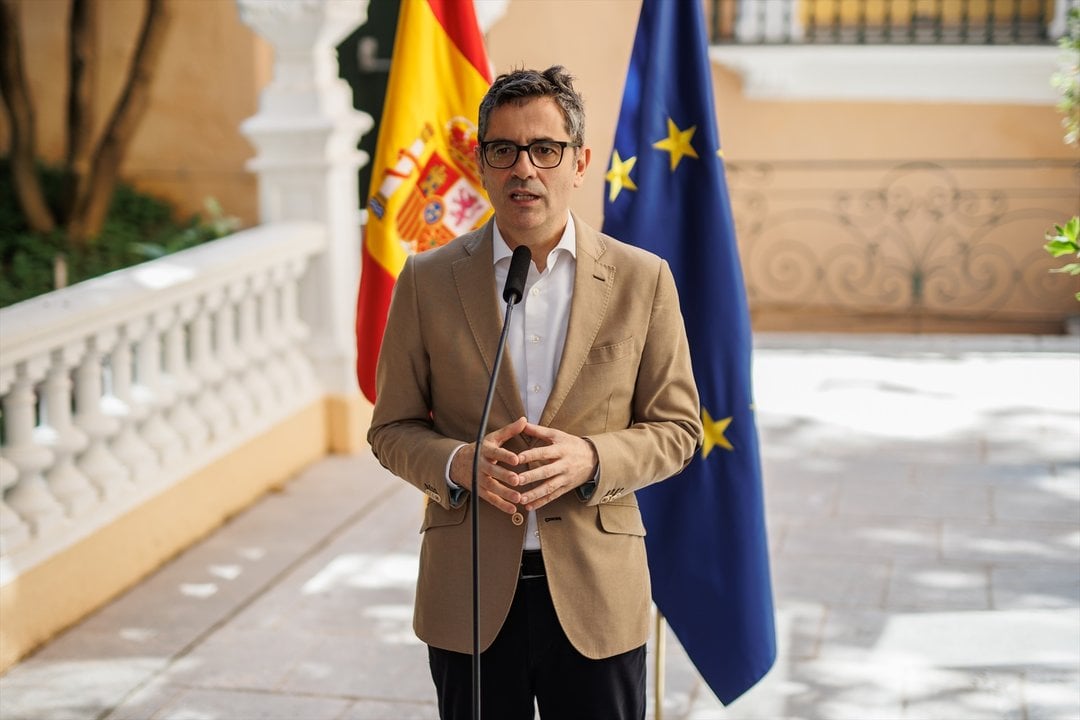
[356,0,492,402]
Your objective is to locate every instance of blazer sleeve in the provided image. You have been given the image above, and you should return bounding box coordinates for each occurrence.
[583,258,703,505]
[367,255,464,509]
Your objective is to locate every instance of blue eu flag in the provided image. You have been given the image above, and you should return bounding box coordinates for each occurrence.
[601,0,777,705]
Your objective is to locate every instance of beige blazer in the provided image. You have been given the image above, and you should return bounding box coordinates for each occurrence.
[368,214,702,659]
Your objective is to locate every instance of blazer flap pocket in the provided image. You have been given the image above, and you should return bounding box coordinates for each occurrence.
[597,503,646,537]
[585,337,634,365]
[420,500,467,533]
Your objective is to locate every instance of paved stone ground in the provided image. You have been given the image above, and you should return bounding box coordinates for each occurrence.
[1,334,1077,720]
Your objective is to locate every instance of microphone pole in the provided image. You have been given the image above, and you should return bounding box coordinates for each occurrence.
[471,244,531,720]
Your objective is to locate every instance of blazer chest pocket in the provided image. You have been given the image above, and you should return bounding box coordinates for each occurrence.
[420,500,466,534]
[585,337,635,365]
[597,503,646,537]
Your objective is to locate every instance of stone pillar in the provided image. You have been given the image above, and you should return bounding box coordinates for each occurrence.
[237,0,373,406]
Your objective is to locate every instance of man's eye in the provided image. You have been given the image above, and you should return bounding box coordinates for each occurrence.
[491,145,513,157]
[534,145,557,156]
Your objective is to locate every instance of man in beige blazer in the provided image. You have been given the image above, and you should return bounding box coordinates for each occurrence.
[368,66,702,719]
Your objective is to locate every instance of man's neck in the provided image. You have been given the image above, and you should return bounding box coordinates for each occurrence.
[495,219,568,273]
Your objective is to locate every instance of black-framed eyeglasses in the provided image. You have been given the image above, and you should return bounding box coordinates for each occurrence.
[480,140,580,169]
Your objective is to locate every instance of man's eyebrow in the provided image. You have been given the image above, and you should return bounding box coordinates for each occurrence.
[484,136,561,144]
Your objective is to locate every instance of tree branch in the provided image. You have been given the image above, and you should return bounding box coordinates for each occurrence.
[69,0,169,244]
[64,0,96,218]
[0,0,56,233]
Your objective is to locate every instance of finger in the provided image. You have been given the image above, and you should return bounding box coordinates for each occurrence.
[515,443,559,467]
[521,480,570,511]
[514,459,559,487]
[521,422,559,443]
[489,416,529,445]
[480,444,520,470]
[477,474,522,514]
[483,462,522,488]
[481,417,528,466]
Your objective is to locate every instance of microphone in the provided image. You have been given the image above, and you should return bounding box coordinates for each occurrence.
[471,244,531,720]
[503,245,532,304]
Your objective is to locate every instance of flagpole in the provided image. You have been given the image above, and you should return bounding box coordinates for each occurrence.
[655,609,666,720]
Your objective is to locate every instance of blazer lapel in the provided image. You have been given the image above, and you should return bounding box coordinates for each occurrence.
[540,215,614,428]
[452,222,526,427]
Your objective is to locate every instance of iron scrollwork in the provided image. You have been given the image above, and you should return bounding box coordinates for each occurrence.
[727,160,1080,330]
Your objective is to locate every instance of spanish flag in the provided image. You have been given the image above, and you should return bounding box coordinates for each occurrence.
[355,0,493,402]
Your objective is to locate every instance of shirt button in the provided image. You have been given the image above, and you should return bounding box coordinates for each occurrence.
[531,334,541,343]
[530,287,540,297]
[532,384,542,393]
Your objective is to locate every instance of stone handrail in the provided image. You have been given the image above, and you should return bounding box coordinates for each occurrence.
[0,222,327,582]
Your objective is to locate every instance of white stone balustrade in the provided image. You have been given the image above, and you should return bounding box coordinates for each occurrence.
[0,222,326,581]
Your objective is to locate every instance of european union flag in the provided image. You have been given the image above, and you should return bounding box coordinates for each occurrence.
[601,0,777,705]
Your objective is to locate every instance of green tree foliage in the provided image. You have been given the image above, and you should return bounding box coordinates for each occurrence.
[0,158,238,307]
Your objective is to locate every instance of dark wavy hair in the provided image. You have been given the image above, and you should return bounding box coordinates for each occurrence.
[477,65,585,146]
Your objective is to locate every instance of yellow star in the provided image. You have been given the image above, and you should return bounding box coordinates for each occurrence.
[653,118,699,172]
[701,407,734,459]
[605,151,638,202]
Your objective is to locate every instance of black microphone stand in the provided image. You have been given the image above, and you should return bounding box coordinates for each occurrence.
[470,245,530,720]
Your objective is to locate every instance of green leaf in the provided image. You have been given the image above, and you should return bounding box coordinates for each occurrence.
[1064,216,1080,242]
[1044,239,1079,257]
[1049,262,1080,275]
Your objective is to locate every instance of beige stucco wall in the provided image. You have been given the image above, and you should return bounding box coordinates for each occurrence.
[0,0,270,228]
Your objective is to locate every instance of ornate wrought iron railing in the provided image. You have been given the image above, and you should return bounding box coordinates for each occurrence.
[726,159,1080,332]
[710,0,1077,45]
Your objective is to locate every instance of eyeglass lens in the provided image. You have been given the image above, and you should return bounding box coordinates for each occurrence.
[484,141,566,169]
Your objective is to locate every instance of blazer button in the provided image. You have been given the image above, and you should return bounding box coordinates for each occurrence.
[511,512,524,526]
[428,490,442,503]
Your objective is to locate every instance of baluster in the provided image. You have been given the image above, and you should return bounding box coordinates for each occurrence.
[281,258,318,397]
[133,311,184,469]
[2,359,64,535]
[237,273,276,415]
[74,332,132,500]
[35,345,96,515]
[216,283,257,427]
[0,367,32,554]
[261,265,293,409]
[0,454,31,554]
[190,291,234,440]
[163,300,210,453]
[105,323,159,482]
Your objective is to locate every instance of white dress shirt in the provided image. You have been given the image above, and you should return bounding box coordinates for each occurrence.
[446,214,577,551]
[493,215,576,550]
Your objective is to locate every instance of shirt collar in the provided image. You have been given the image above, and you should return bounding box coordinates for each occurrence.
[492,212,577,268]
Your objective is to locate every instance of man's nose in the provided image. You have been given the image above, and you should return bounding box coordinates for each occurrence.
[511,148,537,178]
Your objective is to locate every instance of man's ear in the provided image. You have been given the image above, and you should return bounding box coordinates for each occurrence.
[574,146,592,187]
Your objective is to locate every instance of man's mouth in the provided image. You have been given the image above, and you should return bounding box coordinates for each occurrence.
[509,191,540,202]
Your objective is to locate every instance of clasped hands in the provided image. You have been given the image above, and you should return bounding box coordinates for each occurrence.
[449,417,598,515]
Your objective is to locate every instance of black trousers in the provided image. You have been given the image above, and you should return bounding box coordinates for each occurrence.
[428,574,646,720]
